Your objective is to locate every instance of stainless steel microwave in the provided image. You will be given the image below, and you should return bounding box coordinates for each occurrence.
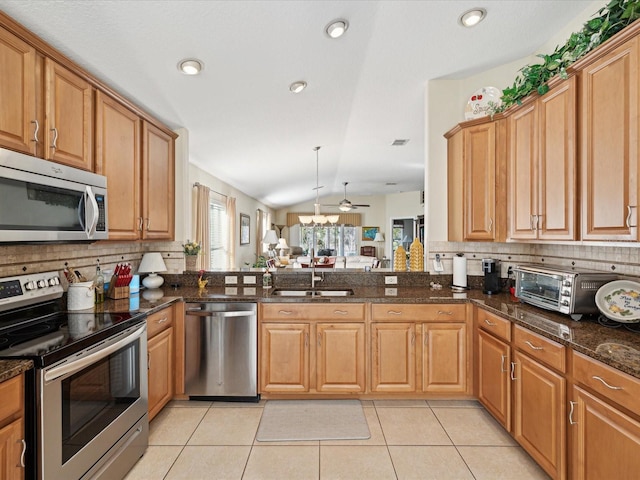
[0,148,108,242]
[514,264,617,320]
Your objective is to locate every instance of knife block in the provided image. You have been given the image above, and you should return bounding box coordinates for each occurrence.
[107,276,130,299]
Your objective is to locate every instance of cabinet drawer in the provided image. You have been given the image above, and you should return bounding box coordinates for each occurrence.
[477,308,511,341]
[0,375,23,422]
[261,303,365,321]
[147,306,174,338]
[513,325,565,372]
[371,304,466,321]
[572,351,640,414]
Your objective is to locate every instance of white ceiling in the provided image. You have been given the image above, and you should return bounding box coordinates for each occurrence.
[0,0,595,209]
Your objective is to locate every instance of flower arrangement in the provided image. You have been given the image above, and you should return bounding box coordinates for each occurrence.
[183,240,201,256]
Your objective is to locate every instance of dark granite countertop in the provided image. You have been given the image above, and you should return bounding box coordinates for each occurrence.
[0,359,33,383]
[87,284,640,381]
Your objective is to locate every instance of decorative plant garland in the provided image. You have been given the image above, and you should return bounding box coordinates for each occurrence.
[493,0,640,114]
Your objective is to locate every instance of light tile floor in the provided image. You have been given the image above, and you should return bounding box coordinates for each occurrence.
[124,399,550,480]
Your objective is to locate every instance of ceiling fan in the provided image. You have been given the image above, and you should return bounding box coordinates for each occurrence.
[324,182,370,212]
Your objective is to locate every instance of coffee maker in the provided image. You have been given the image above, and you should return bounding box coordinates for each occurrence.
[482,259,502,294]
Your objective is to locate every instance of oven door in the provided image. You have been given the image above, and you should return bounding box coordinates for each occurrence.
[515,268,565,312]
[37,323,148,480]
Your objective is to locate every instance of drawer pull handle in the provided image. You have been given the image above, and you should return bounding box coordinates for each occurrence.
[333,310,348,315]
[50,127,58,149]
[592,376,623,390]
[138,217,144,231]
[524,340,543,351]
[569,401,578,425]
[388,310,402,315]
[156,317,168,324]
[20,439,26,468]
[278,310,293,315]
[31,120,39,145]
[500,354,507,373]
[484,319,497,326]
[437,310,453,315]
[626,205,637,228]
[510,361,517,381]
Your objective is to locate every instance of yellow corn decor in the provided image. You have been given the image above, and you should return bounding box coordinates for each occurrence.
[409,238,424,271]
[394,245,407,272]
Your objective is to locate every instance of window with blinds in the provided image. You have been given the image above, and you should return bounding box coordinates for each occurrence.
[210,195,228,269]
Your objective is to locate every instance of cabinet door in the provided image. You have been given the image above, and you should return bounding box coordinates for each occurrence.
[581,37,638,240]
[512,351,566,480]
[538,77,577,240]
[142,122,174,240]
[508,102,538,240]
[371,322,415,392]
[95,91,141,240]
[260,323,309,393]
[0,27,36,156]
[421,323,467,393]
[44,58,93,170]
[148,326,174,421]
[0,418,24,480]
[464,122,496,240]
[570,386,640,479]
[316,323,365,393]
[478,330,510,429]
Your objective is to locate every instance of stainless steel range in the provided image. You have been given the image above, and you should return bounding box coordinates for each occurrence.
[0,271,148,480]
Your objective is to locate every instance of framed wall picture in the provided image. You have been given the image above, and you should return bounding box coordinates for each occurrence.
[362,226,379,241]
[240,213,250,245]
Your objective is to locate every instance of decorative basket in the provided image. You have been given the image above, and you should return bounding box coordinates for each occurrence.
[185,255,198,271]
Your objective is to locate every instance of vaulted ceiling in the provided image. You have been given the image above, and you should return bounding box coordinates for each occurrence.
[0,0,597,208]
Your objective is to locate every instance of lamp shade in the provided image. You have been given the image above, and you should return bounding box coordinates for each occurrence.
[277,238,289,249]
[374,232,385,242]
[138,252,167,273]
[262,230,278,245]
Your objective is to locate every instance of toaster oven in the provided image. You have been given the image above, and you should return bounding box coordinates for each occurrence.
[514,264,618,320]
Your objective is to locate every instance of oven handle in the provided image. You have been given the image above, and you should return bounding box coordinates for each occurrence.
[44,324,146,382]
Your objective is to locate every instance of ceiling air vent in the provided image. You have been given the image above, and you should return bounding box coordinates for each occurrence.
[391,139,409,146]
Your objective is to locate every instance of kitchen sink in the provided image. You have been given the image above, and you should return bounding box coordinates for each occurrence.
[271,289,354,297]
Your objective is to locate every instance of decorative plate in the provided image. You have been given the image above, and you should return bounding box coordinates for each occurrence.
[595,280,640,323]
[464,86,502,120]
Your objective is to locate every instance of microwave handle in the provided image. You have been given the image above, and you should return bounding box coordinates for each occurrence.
[84,186,100,238]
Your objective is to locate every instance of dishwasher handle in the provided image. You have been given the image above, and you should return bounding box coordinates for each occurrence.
[186,309,256,318]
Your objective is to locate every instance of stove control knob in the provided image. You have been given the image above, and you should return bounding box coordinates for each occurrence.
[37,279,47,288]
[48,277,60,286]
[24,281,37,291]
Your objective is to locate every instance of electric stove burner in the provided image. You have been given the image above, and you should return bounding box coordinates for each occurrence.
[7,323,52,336]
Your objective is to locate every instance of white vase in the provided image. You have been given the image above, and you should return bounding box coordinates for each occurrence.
[185,255,198,271]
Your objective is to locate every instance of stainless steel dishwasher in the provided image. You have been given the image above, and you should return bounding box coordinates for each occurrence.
[184,302,259,401]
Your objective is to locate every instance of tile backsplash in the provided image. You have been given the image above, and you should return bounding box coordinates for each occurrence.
[0,241,185,281]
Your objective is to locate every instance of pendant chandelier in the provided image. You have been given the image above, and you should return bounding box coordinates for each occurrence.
[299,146,340,226]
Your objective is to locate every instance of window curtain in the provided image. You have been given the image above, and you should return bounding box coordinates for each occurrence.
[193,183,211,270]
[226,196,236,268]
[256,209,265,258]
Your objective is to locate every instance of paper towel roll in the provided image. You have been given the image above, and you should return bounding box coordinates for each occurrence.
[453,255,467,288]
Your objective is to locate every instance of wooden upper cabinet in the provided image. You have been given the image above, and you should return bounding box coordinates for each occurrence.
[447,118,506,242]
[508,77,577,241]
[95,91,141,241]
[44,58,93,170]
[142,121,175,240]
[581,36,639,240]
[0,27,37,156]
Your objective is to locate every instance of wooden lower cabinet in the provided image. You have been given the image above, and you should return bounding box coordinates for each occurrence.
[477,329,511,429]
[0,374,25,480]
[512,350,566,479]
[371,322,416,392]
[260,323,310,393]
[570,385,640,479]
[147,306,175,420]
[421,322,467,393]
[316,322,366,393]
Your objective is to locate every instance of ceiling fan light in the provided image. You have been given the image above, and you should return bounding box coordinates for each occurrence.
[459,8,486,28]
[339,204,351,212]
[178,59,204,75]
[289,81,307,93]
[325,19,349,38]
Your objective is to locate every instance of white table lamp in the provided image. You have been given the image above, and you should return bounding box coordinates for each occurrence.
[138,252,168,289]
[374,232,385,259]
[262,230,279,257]
[277,238,289,256]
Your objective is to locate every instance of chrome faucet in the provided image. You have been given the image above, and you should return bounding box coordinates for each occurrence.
[310,248,323,288]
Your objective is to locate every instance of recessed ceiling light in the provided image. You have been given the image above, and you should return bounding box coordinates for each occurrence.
[459,8,486,28]
[289,81,307,94]
[178,59,204,75]
[325,19,349,39]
